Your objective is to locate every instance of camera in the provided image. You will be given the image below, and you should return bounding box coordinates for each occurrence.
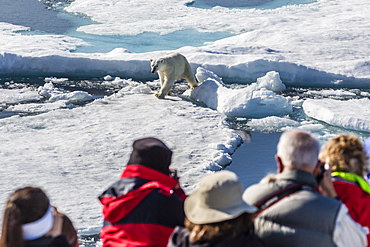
[316,163,326,182]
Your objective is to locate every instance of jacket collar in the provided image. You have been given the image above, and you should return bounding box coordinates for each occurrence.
[332,172,370,194]
[121,164,178,188]
[277,169,318,189]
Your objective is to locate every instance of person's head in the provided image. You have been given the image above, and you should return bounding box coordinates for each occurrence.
[127,137,173,175]
[319,134,369,177]
[0,187,51,247]
[0,187,78,247]
[184,170,257,243]
[276,129,320,173]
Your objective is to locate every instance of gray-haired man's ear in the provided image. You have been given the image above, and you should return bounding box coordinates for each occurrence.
[276,155,284,174]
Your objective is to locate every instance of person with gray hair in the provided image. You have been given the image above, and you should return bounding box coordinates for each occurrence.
[276,128,320,171]
[243,129,368,247]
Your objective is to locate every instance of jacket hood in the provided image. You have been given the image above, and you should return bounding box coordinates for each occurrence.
[127,137,172,175]
[99,165,186,223]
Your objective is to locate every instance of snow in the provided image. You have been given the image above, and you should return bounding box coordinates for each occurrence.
[0,67,298,235]
[7,101,73,114]
[0,88,42,104]
[0,77,246,234]
[2,69,367,235]
[0,0,369,85]
[187,68,291,118]
[1,0,370,239]
[62,0,369,82]
[247,116,301,132]
[303,98,370,132]
[38,82,94,102]
[303,89,357,98]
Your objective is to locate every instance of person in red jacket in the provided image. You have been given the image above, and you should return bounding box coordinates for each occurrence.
[320,134,370,245]
[99,137,186,247]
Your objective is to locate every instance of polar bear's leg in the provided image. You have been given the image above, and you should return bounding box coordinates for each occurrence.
[185,75,198,89]
[155,72,166,98]
[156,76,174,99]
[184,63,198,89]
[162,74,171,95]
[158,71,165,87]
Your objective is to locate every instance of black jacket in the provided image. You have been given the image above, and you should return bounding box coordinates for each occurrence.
[26,235,71,247]
[167,226,265,247]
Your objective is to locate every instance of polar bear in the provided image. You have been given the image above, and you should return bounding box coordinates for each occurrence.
[150,52,198,99]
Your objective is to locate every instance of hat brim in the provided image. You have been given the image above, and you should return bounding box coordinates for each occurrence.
[185,190,257,225]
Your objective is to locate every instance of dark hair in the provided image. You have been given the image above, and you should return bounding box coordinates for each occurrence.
[184,213,254,243]
[58,211,79,247]
[0,187,50,247]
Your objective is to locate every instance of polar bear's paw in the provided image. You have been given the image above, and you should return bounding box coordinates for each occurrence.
[155,92,165,99]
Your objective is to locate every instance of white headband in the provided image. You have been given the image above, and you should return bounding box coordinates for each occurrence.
[22,206,54,241]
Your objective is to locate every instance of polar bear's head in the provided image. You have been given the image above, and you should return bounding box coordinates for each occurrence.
[150,58,166,73]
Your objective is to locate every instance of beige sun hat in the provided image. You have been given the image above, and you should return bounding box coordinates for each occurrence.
[185,170,257,224]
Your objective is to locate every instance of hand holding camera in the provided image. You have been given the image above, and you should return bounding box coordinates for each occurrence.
[316,162,338,198]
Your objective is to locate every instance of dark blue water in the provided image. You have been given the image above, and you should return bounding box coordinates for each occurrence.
[226,132,280,188]
[66,29,233,53]
[0,0,74,34]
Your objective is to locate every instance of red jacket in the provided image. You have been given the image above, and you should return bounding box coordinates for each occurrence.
[99,165,186,247]
[334,180,370,245]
